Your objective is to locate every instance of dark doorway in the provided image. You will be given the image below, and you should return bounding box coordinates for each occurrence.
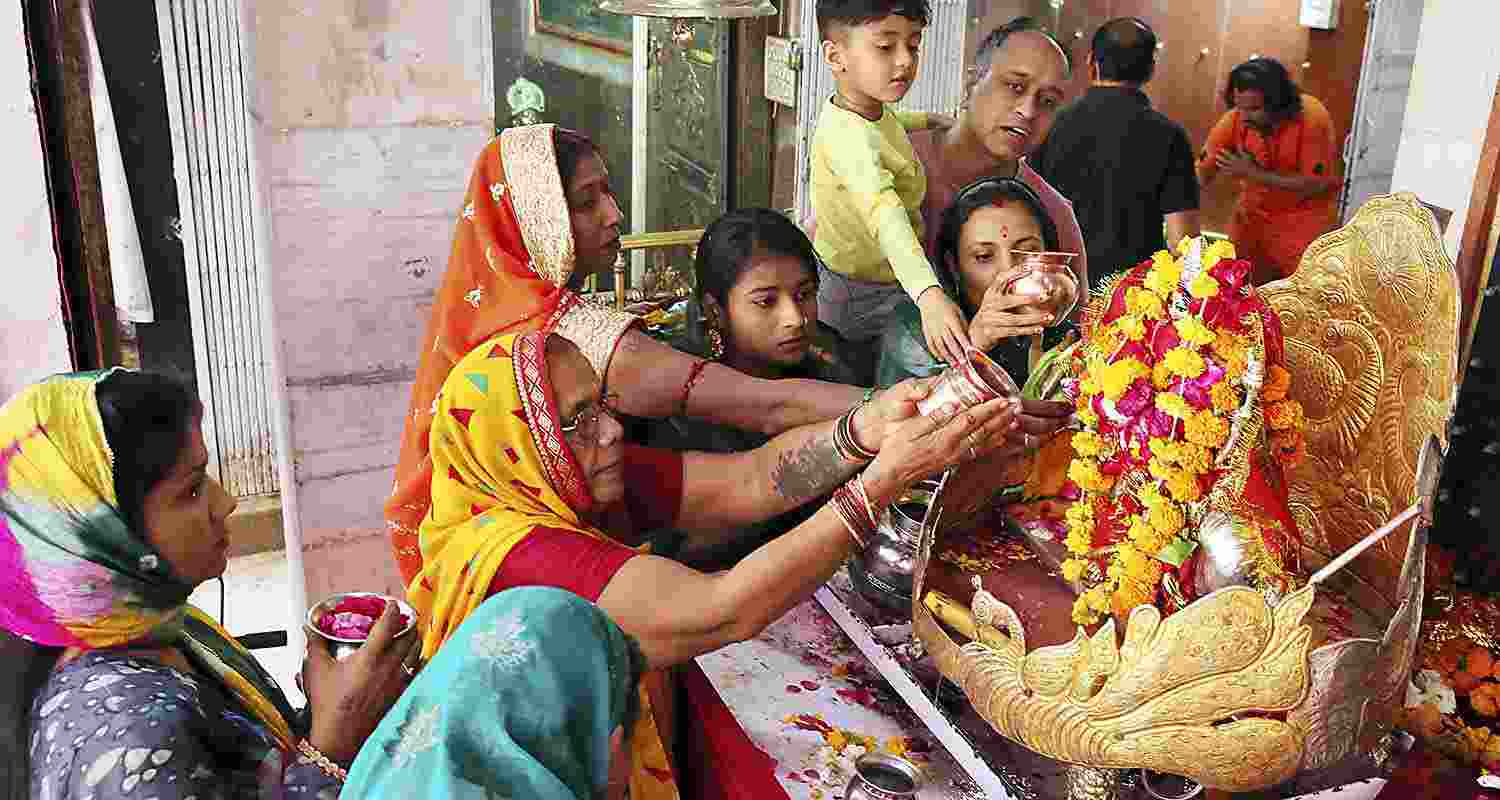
[92,0,197,384]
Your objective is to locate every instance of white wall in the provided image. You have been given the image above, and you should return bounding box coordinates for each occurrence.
[0,0,72,399]
[1391,0,1500,259]
[249,0,494,600]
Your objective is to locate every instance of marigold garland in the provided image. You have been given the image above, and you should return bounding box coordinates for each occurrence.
[1060,238,1306,626]
[1261,364,1292,402]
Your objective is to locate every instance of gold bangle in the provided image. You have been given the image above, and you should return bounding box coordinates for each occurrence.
[297,738,349,783]
[834,405,876,462]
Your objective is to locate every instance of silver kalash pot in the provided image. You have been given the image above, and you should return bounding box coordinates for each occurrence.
[850,478,944,611]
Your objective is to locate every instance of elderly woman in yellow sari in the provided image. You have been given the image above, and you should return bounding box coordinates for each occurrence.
[407,329,1022,799]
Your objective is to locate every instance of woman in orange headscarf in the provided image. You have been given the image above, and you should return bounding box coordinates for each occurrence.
[387,124,875,583]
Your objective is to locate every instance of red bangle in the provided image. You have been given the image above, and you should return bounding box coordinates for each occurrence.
[679,358,711,417]
[831,476,878,549]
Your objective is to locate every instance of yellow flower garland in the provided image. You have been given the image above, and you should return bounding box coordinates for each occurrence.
[1061,239,1300,626]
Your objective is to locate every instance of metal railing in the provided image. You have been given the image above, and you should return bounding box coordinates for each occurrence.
[591,228,705,311]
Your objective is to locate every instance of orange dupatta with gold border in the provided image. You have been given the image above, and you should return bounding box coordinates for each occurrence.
[387,124,635,585]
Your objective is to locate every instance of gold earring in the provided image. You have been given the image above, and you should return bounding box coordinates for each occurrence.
[707,326,725,360]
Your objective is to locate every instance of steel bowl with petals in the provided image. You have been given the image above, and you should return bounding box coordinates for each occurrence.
[306,592,417,661]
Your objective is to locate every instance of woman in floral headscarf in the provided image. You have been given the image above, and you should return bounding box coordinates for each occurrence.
[388,124,886,585]
[406,329,1022,799]
[0,370,416,799]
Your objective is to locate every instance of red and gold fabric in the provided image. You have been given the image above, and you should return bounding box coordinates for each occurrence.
[484,444,684,601]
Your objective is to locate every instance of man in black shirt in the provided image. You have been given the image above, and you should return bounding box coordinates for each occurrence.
[1030,17,1200,285]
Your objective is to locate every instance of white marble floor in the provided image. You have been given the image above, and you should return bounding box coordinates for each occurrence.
[188,549,306,706]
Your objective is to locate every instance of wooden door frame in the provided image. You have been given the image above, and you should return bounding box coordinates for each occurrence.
[1456,79,1500,386]
[23,0,120,370]
[730,17,774,209]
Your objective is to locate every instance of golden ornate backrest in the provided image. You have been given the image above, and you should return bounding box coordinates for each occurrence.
[1260,192,1459,609]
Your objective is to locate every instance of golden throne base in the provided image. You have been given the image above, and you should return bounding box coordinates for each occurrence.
[909,193,1460,798]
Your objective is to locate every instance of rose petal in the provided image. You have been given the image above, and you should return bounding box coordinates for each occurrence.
[334,596,388,618]
[1213,259,1252,296]
[1182,382,1210,408]
[1118,340,1150,362]
[1150,323,1181,358]
[1192,362,1226,389]
[1116,380,1153,417]
[1146,408,1174,438]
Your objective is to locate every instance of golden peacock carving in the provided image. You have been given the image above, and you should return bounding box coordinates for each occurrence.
[913,193,1460,793]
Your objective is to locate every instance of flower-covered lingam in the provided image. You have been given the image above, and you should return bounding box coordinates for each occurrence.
[1057,237,1307,625]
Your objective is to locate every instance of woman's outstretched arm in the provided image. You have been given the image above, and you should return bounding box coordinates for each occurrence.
[606,328,864,436]
[596,397,1019,669]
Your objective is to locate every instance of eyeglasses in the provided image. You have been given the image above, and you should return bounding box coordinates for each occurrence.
[559,392,621,444]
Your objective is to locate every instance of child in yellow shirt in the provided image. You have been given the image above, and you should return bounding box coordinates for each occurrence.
[811,0,968,366]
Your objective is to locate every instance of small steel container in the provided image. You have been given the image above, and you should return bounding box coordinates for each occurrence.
[915,348,1020,419]
[852,480,941,611]
[845,752,922,800]
[305,591,417,661]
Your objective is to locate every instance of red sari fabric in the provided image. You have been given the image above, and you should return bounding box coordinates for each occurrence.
[487,444,685,601]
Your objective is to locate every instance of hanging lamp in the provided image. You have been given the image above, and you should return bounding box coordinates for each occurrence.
[597,0,776,23]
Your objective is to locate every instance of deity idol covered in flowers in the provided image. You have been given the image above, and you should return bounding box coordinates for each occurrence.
[1019,238,1309,626]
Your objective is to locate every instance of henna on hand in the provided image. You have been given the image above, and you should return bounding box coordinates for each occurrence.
[770,431,848,503]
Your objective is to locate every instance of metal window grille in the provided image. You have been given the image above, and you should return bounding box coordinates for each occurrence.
[156,0,277,498]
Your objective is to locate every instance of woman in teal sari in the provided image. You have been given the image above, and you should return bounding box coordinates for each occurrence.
[638,208,863,569]
[342,586,645,800]
[875,176,1068,389]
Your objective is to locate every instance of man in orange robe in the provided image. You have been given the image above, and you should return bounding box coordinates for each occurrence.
[1197,58,1341,284]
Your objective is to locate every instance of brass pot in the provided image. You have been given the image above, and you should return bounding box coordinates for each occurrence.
[1003,251,1081,322]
